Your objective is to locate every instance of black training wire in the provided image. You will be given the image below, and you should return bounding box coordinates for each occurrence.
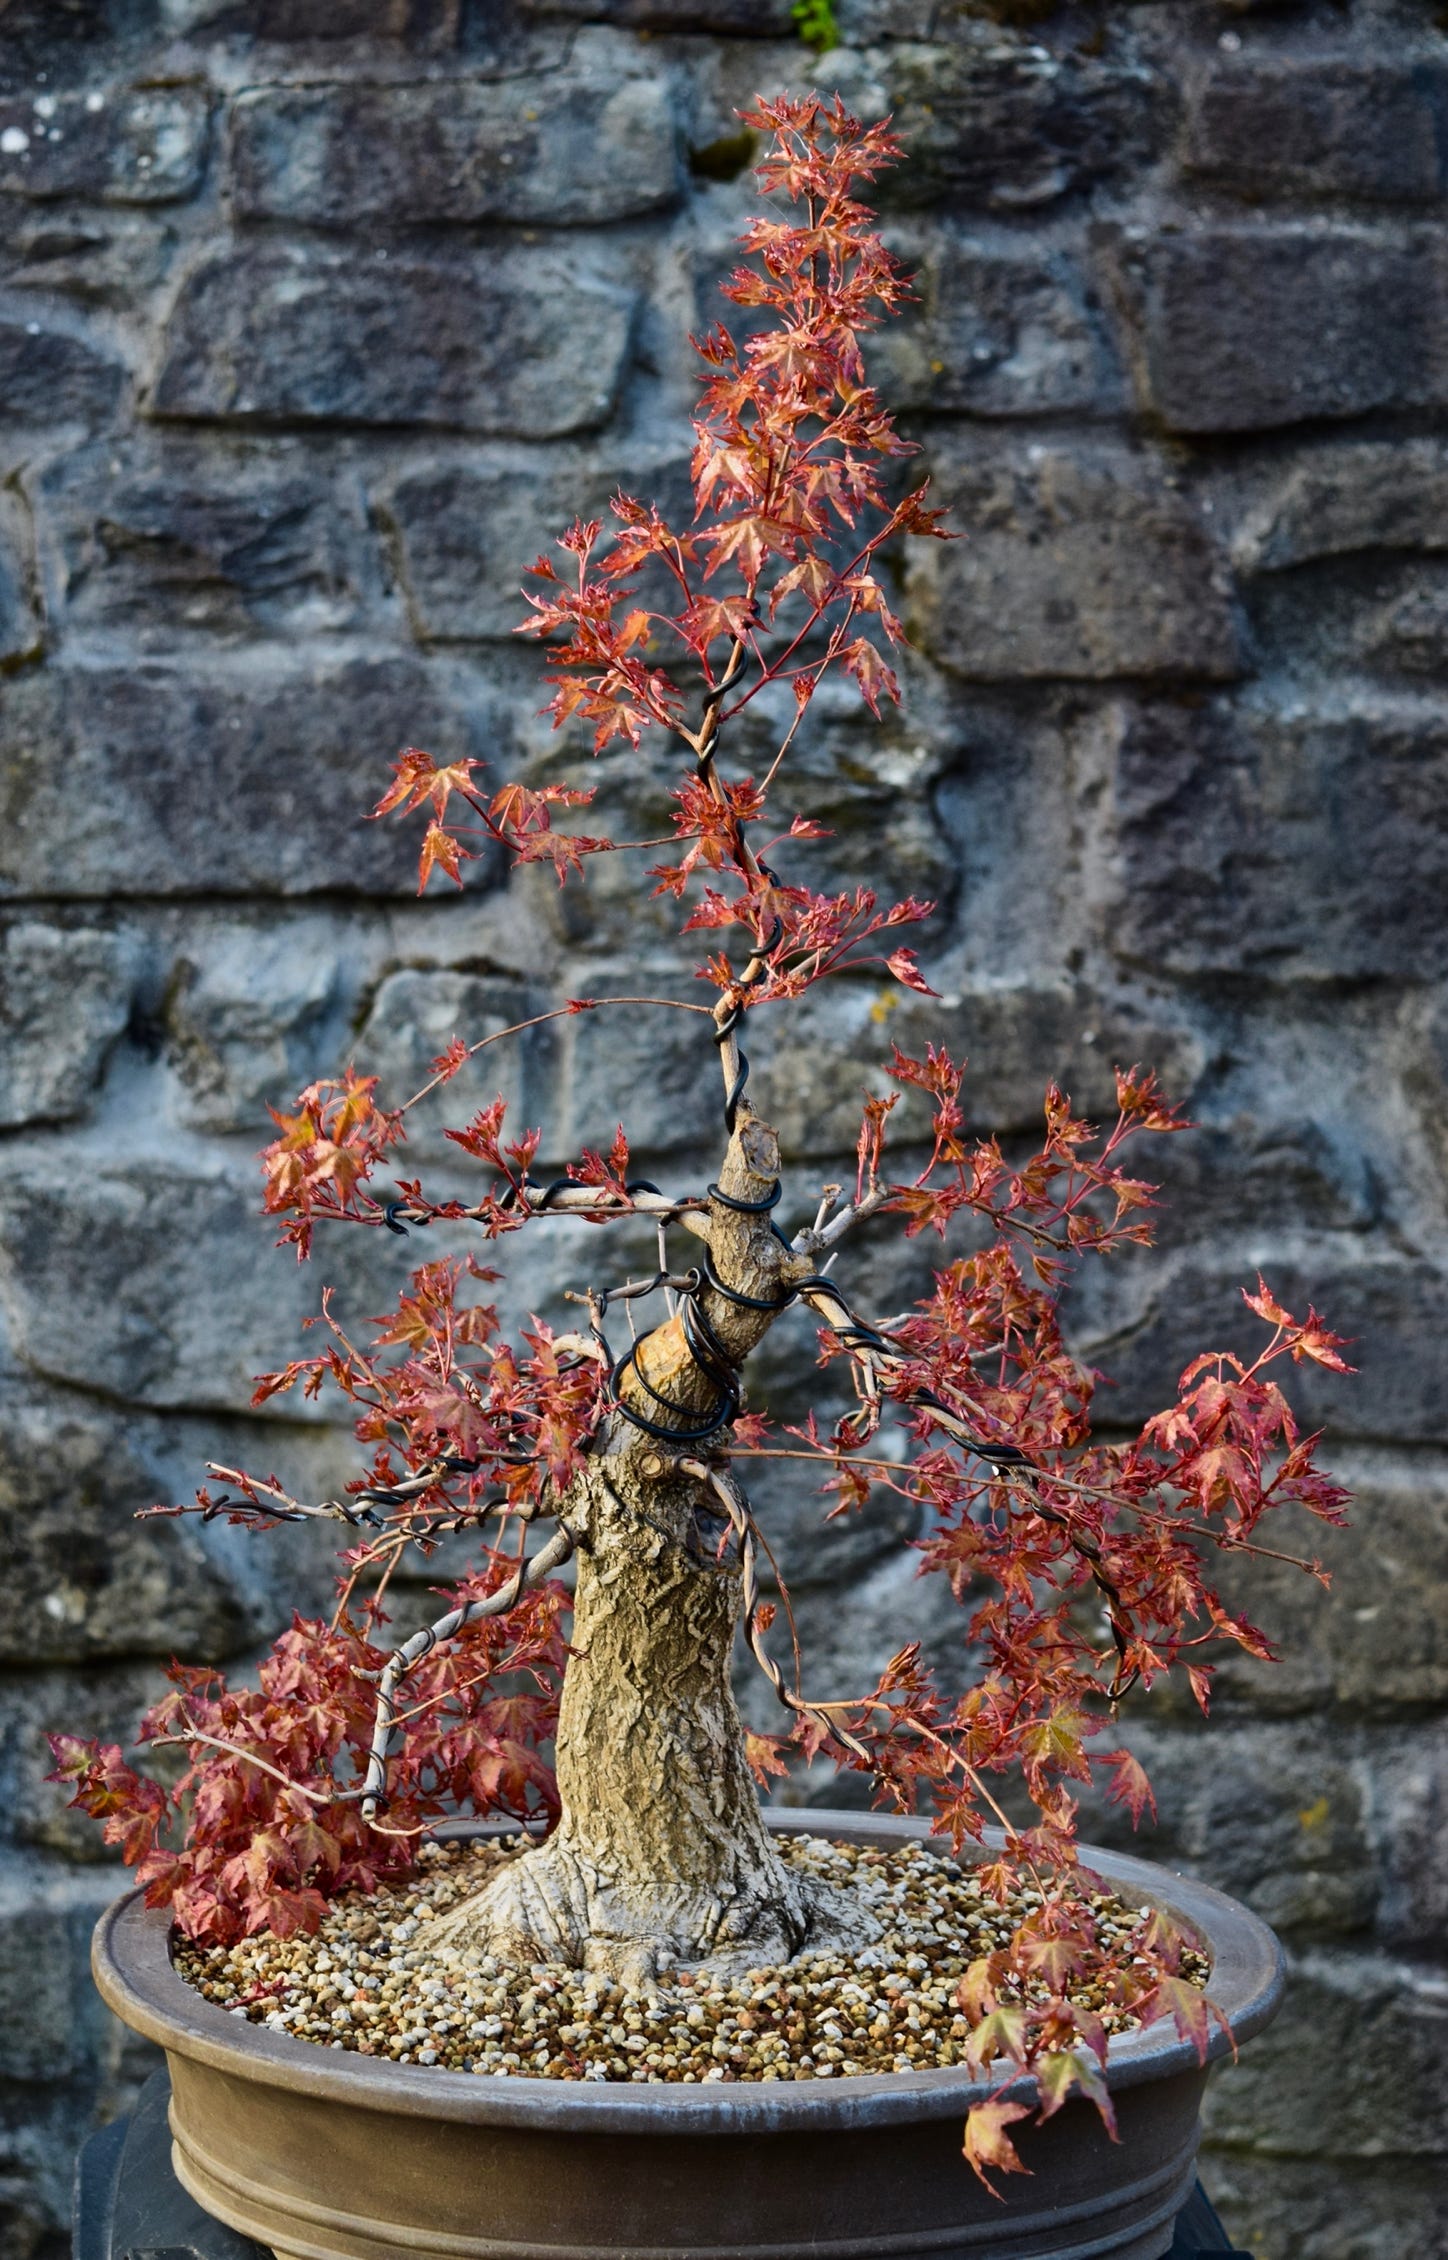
[707,1178,782,1215]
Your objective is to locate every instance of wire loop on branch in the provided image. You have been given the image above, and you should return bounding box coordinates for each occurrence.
[360,1522,576,1818]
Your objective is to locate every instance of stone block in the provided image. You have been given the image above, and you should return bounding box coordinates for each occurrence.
[874,237,1126,418]
[1183,60,1444,204]
[1076,1720,1378,1937]
[0,657,504,899]
[1079,1240,1448,1448]
[164,917,348,1134]
[1,211,178,305]
[152,0,458,34]
[734,1543,973,1741]
[1371,1718,1448,1954]
[0,921,135,1128]
[1202,2153,1448,2260]
[0,1157,454,1414]
[353,968,553,1159]
[1104,696,1448,980]
[0,318,124,425]
[730,1446,923,1601]
[1126,1108,1380,1253]
[1089,1441,1448,1718]
[1126,228,1447,434]
[0,1881,86,2083]
[1233,439,1448,573]
[1246,555,1448,683]
[0,1398,260,1665]
[3,1665,167,1859]
[905,442,1241,682]
[38,439,371,642]
[0,82,211,205]
[0,516,40,668]
[749,978,1206,1159]
[1204,1947,1448,2159]
[377,450,694,644]
[229,49,681,227]
[151,244,637,438]
[552,978,723,1161]
[882,36,1166,213]
[516,0,790,23]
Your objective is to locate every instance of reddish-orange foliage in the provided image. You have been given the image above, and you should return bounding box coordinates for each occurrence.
[55,97,1350,2176]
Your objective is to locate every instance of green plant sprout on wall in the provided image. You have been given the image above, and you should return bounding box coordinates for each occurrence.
[793,0,841,56]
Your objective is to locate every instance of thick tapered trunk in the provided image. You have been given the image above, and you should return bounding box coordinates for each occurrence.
[444,1456,810,1984]
[433,1109,865,1982]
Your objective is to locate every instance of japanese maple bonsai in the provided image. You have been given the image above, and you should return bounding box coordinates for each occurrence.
[57,98,1349,2187]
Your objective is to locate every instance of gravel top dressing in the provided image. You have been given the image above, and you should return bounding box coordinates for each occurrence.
[174,1834,1208,2084]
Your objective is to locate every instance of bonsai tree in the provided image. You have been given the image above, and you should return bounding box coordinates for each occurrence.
[55,97,1349,2173]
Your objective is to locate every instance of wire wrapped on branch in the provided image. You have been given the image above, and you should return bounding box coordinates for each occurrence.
[359,1522,576,1818]
[383,1178,703,1237]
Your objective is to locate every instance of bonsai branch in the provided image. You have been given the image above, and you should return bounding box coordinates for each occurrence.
[361,1520,576,1818]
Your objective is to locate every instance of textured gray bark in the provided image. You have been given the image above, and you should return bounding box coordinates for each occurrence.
[440,1109,850,1979]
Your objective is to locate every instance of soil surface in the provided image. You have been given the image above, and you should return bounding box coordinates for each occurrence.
[174,1833,1207,2083]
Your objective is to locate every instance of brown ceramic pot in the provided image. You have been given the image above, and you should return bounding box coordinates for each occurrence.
[91,1808,1282,2260]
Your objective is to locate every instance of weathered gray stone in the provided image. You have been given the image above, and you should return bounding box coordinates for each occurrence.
[0,318,123,425]
[0,1397,261,1664]
[1233,439,1448,573]
[1126,228,1448,434]
[874,237,1125,418]
[0,1159,451,1413]
[553,976,724,1160]
[1104,696,1448,980]
[883,36,1166,212]
[39,441,371,641]
[517,0,789,23]
[0,517,40,666]
[1183,60,1444,204]
[1202,2153,1448,2260]
[353,968,552,1159]
[0,658,503,899]
[1370,1719,1448,1954]
[1204,1947,1448,2158]
[151,244,637,438]
[729,1446,923,1604]
[164,917,347,1133]
[1246,556,1448,682]
[229,52,681,228]
[0,921,135,1127]
[1079,1244,1448,1449]
[749,979,1207,1158]
[0,1879,89,2083]
[1077,1720,1378,1937]
[735,1540,973,1743]
[4,1665,168,1859]
[1,211,178,304]
[906,443,1242,682]
[173,0,459,36]
[0,82,210,205]
[377,451,694,644]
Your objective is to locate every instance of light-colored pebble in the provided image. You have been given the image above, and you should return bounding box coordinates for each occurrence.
[175,1835,1207,2085]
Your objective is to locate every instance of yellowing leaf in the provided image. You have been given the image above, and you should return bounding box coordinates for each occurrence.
[963,2097,1033,2194]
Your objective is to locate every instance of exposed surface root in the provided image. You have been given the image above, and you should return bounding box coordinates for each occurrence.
[429,1831,877,1986]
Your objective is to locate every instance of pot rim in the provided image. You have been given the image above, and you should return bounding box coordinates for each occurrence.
[92,1806,1283,2136]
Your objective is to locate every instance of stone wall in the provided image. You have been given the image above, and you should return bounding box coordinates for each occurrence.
[2,2,1446,2255]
